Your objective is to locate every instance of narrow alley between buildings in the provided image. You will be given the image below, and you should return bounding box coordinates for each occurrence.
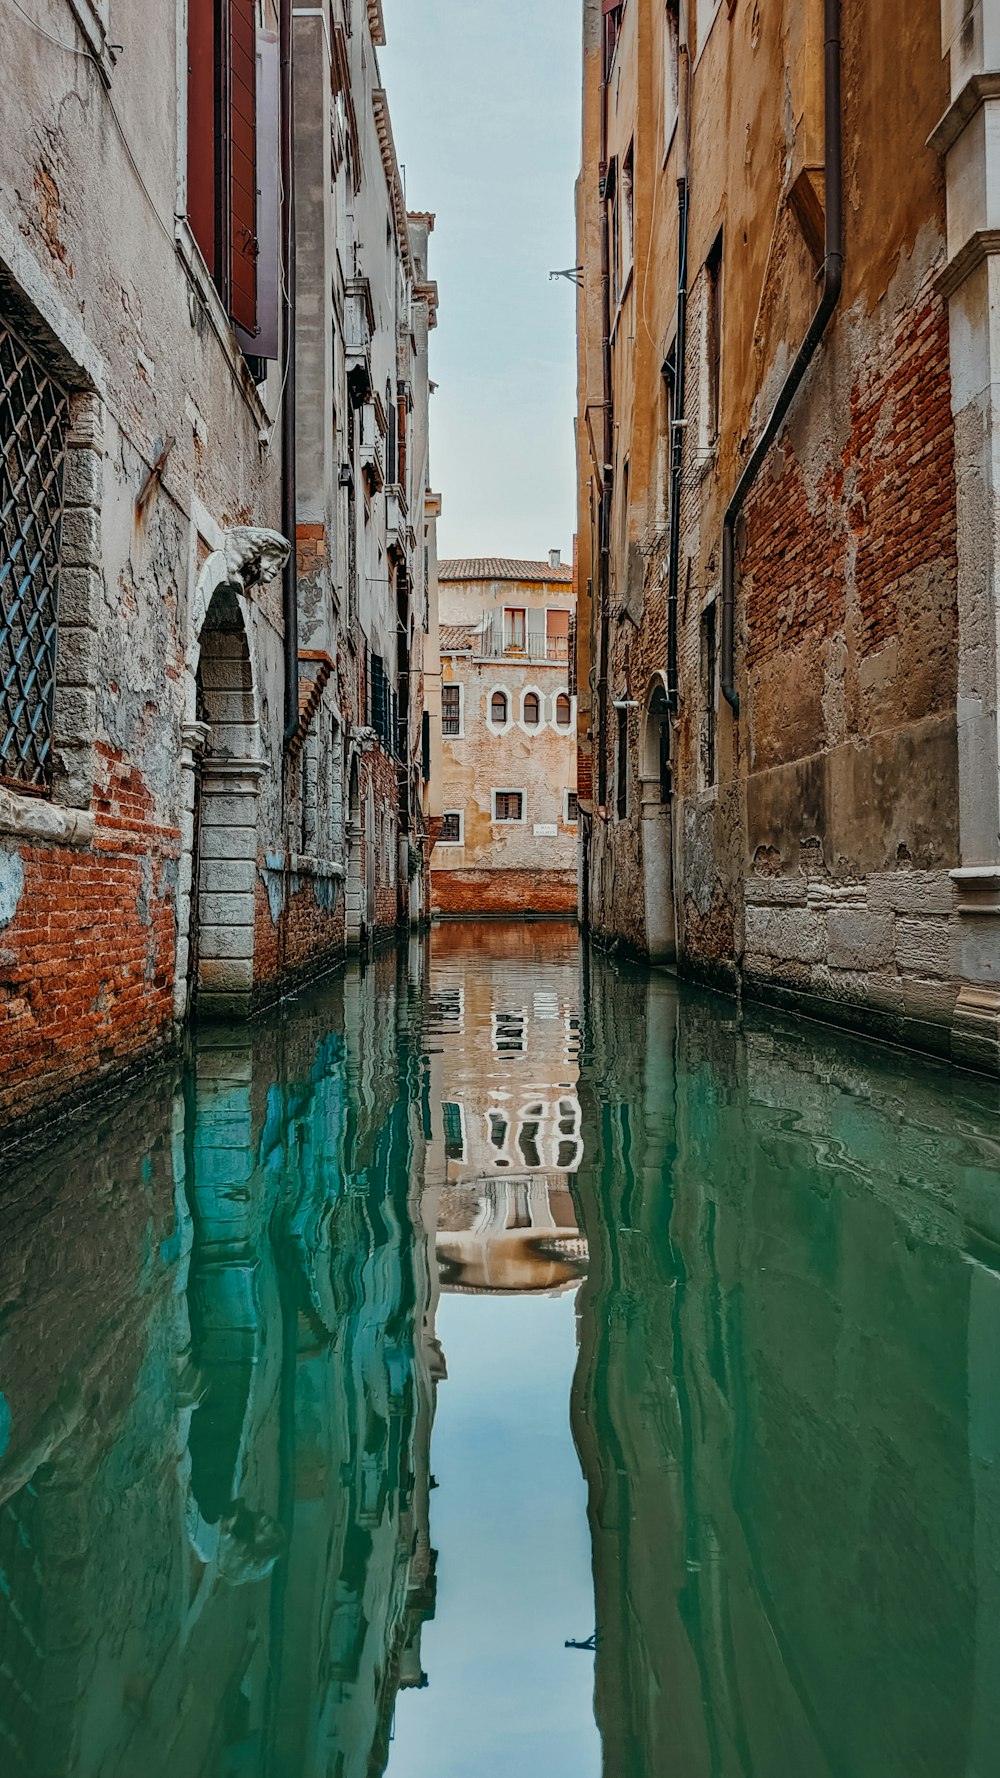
[2,923,1000,1778]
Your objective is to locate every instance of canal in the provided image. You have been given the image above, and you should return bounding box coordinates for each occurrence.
[1,924,999,1777]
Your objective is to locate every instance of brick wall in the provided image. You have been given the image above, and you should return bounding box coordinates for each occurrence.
[432,867,577,918]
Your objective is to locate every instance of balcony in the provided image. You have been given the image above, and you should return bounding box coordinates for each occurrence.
[475,612,570,664]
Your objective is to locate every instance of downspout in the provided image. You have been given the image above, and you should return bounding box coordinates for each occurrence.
[665,21,691,712]
[596,14,613,808]
[720,0,843,715]
[280,0,298,744]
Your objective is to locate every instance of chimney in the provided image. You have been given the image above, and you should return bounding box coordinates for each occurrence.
[549,548,561,571]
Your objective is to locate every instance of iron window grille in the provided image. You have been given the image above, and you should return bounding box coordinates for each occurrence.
[440,810,462,844]
[494,791,523,823]
[1,316,70,791]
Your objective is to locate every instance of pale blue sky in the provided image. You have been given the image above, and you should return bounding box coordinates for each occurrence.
[381,0,581,563]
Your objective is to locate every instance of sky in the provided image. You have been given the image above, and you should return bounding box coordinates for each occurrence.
[380,0,581,564]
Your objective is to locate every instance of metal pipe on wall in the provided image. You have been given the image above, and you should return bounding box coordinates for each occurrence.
[720,0,844,716]
[280,0,299,744]
[665,19,691,713]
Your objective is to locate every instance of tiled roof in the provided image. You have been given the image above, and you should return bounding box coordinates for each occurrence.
[439,624,475,651]
[439,557,574,585]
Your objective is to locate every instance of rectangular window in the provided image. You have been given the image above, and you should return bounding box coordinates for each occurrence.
[442,682,461,736]
[505,608,526,653]
[616,707,628,820]
[187,0,267,347]
[0,315,70,791]
[546,609,570,662]
[664,3,680,151]
[442,1101,465,1162]
[621,142,635,285]
[494,790,524,823]
[706,230,723,445]
[566,791,579,824]
[421,708,431,779]
[702,602,718,787]
[439,810,463,844]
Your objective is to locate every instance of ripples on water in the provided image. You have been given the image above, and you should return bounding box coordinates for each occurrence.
[1,924,999,1777]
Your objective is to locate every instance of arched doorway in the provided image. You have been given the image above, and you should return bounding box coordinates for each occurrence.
[640,677,676,963]
[346,751,364,952]
[192,585,264,1014]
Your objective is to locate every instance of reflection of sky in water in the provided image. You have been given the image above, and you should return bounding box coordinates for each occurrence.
[388,1292,599,1778]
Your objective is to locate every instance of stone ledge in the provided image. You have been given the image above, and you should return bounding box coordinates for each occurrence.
[0,787,94,848]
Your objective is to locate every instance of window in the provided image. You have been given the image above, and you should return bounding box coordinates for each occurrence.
[439,810,463,844]
[546,608,570,662]
[565,791,579,824]
[505,608,526,652]
[616,706,628,820]
[664,3,680,151]
[442,1102,465,1162]
[491,690,509,725]
[705,230,723,445]
[0,315,70,791]
[494,790,524,823]
[187,1,276,351]
[385,380,397,483]
[702,603,718,786]
[523,692,540,728]
[493,1009,526,1054]
[555,693,572,727]
[621,143,635,286]
[370,651,390,742]
[442,682,461,736]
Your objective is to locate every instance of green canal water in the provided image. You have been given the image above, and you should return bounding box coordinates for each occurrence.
[1,924,999,1777]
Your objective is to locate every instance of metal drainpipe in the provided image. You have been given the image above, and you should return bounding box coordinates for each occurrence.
[720,0,843,715]
[665,32,691,713]
[280,0,298,745]
[596,16,613,809]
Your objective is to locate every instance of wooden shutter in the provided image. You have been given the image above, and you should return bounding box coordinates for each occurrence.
[187,0,216,269]
[229,0,258,335]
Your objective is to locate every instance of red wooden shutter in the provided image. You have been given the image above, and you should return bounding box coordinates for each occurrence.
[187,0,216,269]
[229,0,258,335]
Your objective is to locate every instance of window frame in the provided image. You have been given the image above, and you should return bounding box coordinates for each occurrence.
[565,790,580,825]
[555,692,573,729]
[488,686,511,731]
[439,809,464,845]
[493,788,526,825]
[521,688,542,730]
[441,681,463,738]
[704,229,724,450]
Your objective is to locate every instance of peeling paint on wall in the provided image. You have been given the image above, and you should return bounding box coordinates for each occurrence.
[0,849,25,930]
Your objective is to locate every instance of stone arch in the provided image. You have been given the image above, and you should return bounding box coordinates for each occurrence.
[191,583,264,1015]
[346,748,365,951]
[639,673,676,964]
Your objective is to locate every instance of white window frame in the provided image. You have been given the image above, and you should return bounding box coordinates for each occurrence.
[694,0,726,70]
[564,789,579,825]
[544,605,572,664]
[487,684,513,733]
[438,809,465,846]
[441,680,464,739]
[520,684,545,733]
[492,788,527,825]
[554,691,574,730]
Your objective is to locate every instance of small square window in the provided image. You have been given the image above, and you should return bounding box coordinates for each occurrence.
[440,810,463,844]
[494,791,524,823]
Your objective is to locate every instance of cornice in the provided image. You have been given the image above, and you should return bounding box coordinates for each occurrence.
[372,88,413,277]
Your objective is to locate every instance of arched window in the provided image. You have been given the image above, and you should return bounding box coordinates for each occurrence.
[555,693,572,727]
[523,692,540,728]
[491,691,508,724]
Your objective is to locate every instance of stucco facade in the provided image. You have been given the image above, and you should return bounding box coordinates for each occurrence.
[0,0,439,1140]
[433,557,579,917]
[576,0,1000,1074]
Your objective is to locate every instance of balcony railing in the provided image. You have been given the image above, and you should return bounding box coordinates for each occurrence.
[475,613,570,663]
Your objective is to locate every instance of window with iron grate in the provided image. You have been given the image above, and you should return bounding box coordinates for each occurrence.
[442,683,461,735]
[0,317,70,792]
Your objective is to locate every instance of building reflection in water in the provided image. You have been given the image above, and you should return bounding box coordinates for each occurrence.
[0,946,442,1778]
[572,949,1000,1778]
[424,923,588,1297]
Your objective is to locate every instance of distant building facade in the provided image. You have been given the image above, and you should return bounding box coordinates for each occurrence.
[0,0,441,1139]
[575,0,1000,1075]
[433,556,578,918]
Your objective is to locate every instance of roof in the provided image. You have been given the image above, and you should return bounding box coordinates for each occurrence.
[440,623,475,651]
[439,557,574,586]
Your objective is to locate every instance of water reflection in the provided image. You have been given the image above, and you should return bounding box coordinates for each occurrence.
[572,952,1000,1778]
[0,949,440,1778]
[2,930,1000,1778]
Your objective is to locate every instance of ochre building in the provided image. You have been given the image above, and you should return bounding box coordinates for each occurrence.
[576,0,1000,1074]
[433,556,579,918]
